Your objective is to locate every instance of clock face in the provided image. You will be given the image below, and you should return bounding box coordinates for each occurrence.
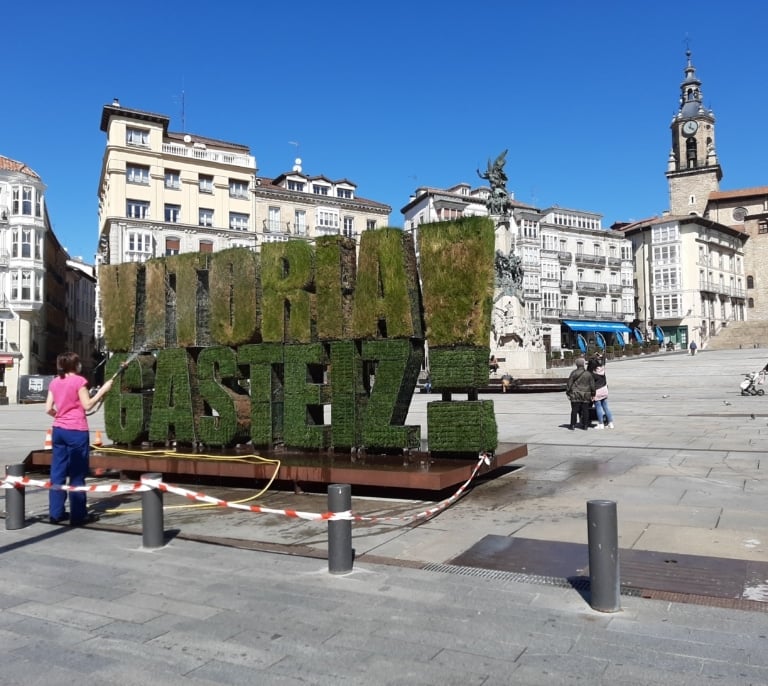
[682,120,699,136]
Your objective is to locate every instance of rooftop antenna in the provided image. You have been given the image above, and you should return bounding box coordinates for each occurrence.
[289,141,301,172]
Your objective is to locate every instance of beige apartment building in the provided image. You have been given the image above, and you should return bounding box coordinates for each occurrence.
[96,101,391,347]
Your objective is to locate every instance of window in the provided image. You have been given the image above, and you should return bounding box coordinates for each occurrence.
[749,298,755,308]
[229,212,249,231]
[126,127,150,146]
[126,200,149,219]
[576,242,584,255]
[22,187,32,215]
[127,165,150,185]
[343,217,354,238]
[653,245,679,264]
[287,180,305,192]
[12,188,18,214]
[366,219,377,230]
[653,267,680,290]
[164,204,181,223]
[337,188,353,199]
[611,299,618,314]
[294,210,306,235]
[652,224,679,243]
[560,296,568,310]
[578,297,585,312]
[759,220,768,234]
[11,228,38,259]
[229,179,249,199]
[317,209,339,230]
[595,298,602,312]
[165,237,180,256]
[199,240,213,253]
[732,207,747,222]
[199,175,213,193]
[127,231,153,260]
[747,275,754,289]
[312,184,329,196]
[199,209,213,227]
[35,190,42,218]
[267,207,281,232]
[164,170,181,190]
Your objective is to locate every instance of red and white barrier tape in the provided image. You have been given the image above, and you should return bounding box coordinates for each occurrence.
[0,452,492,524]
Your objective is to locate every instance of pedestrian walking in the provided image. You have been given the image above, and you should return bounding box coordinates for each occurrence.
[566,357,595,430]
[45,352,114,525]
[588,352,614,429]
[689,341,697,356]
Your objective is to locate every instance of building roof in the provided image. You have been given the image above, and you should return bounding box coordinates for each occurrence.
[615,213,747,239]
[399,185,535,214]
[709,186,768,201]
[0,155,40,180]
[255,177,390,212]
[166,130,250,153]
[100,101,169,133]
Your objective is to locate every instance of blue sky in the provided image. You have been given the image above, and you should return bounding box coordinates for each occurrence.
[3,1,767,261]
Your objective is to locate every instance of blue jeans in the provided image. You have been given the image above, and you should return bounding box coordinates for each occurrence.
[594,398,613,425]
[49,427,90,522]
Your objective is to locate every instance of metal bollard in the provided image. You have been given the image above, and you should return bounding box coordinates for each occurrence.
[5,463,26,530]
[141,473,165,548]
[587,499,620,612]
[327,484,353,574]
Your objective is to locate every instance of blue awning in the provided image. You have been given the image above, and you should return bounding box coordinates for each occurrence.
[562,320,632,334]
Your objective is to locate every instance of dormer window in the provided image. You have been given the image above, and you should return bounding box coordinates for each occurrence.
[287,180,305,192]
[312,184,329,196]
[336,188,353,199]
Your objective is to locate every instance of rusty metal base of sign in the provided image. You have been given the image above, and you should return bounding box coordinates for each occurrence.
[23,442,527,492]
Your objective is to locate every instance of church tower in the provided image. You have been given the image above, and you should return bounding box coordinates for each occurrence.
[666,50,722,216]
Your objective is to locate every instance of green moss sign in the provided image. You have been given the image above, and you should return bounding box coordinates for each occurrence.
[100,220,497,456]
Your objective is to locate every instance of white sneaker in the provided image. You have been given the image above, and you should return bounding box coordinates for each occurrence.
[595,424,604,430]
[608,422,615,429]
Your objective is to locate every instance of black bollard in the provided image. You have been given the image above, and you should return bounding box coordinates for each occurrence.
[141,473,165,548]
[587,499,620,612]
[5,463,25,530]
[327,484,353,574]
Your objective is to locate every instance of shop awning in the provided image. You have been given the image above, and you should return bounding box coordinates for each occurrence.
[562,320,631,334]
[0,355,14,367]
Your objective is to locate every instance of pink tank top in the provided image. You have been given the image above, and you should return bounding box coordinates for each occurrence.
[49,374,89,431]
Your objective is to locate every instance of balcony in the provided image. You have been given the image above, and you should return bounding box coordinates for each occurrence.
[606,256,622,267]
[608,283,623,295]
[540,248,559,259]
[575,253,607,267]
[557,251,572,264]
[559,280,574,293]
[523,288,541,299]
[162,143,256,170]
[575,281,608,294]
[561,309,624,321]
[0,252,8,268]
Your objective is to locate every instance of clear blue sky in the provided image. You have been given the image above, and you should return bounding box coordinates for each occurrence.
[3,0,767,261]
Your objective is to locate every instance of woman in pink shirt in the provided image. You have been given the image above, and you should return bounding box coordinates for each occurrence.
[45,352,113,525]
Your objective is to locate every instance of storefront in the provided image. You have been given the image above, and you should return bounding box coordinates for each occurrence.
[561,320,632,353]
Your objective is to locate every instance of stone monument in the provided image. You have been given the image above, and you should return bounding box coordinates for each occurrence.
[478,152,547,376]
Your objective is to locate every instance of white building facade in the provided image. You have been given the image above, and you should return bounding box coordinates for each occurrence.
[402,186,636,356]
[0,156,48,403]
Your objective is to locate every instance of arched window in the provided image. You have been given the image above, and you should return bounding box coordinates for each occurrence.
[748,298,755,308]
[747,275,754,289]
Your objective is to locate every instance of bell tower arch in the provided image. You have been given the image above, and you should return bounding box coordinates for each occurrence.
[666,50,722,216]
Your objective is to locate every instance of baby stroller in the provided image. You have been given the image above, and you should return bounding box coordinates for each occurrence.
[740,370,766,396]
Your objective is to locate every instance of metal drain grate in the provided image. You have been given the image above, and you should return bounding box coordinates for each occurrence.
[421,562,590,591]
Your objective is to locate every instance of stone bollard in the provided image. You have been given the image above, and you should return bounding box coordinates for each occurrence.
[5,463,26,530]
[587,499,620,612]
[328,484,353,574]
[140,473,165,548]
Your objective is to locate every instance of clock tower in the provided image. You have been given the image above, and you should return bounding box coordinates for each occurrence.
[666,50,722,216]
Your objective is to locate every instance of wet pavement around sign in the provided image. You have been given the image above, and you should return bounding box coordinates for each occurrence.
[1,349,768,684]
[4,348,768,568]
